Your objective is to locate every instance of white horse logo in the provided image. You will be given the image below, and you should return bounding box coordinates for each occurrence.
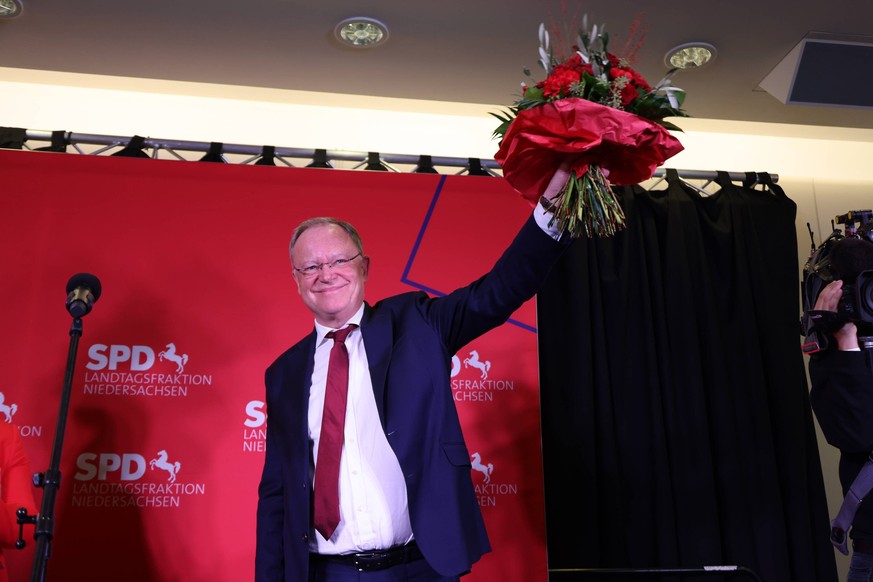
[0,392,17,423]
[158,342,189,373]
[471,452,494,484]
[149,450,181,483]
[463,350,491,380]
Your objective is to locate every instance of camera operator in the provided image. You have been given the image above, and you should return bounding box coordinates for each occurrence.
[807,236,873,581]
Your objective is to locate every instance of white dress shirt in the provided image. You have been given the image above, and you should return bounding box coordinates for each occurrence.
[309,304,413,554]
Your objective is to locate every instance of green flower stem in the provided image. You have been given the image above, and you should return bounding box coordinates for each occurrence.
[549,165,627,238]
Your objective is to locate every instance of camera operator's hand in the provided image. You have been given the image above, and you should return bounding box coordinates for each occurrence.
[814,280,859,350]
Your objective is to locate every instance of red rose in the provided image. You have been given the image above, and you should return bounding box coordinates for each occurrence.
[608,69,642,108]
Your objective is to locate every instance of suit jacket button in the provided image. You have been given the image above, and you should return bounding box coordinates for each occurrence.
[302,533,309,542]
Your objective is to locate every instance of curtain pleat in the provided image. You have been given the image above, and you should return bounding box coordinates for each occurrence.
[538,174,837,581]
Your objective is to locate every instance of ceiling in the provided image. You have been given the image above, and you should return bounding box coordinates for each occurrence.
[3,0,873,131]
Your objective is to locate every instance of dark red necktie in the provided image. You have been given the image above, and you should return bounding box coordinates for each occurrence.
[313,324,357,540]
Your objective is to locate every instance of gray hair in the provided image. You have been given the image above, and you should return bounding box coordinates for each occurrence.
[289,217,364,256]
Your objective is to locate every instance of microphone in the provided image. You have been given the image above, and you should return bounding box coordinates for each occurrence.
[65,273,102,318]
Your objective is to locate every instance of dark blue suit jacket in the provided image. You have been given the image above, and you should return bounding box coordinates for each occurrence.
[255,214,570,580]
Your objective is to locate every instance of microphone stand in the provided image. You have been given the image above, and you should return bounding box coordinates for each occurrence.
[17,315,85,582]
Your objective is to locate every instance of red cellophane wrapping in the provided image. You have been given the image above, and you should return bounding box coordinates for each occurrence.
[495,97,685,205]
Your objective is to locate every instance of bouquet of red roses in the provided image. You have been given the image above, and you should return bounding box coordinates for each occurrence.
[492,15,688,237]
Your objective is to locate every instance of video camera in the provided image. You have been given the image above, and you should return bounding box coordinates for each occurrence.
[801,210,873,353]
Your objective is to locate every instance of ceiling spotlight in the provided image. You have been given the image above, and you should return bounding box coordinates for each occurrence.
[335,17,389,48]
[0,0,23,18]
[665,42,717,70]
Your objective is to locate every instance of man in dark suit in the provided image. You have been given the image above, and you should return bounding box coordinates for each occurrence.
[255,166,573,581]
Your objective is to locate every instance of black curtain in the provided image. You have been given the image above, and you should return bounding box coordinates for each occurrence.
[538,170,837,582]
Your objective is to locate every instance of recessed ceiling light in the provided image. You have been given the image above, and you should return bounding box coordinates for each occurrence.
[334,17,389,48]
[0,0,23,18]
[665,42,717,70]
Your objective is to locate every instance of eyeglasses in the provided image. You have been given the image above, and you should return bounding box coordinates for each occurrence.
[294,253,362,278]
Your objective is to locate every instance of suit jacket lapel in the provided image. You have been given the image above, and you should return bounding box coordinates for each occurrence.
[360,303,392,424]
[281,331,316,441]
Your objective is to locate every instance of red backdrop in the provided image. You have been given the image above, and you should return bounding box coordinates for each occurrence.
[0,149,548,581]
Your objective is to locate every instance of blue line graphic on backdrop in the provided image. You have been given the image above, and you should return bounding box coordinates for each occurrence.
[399,175,536,333]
